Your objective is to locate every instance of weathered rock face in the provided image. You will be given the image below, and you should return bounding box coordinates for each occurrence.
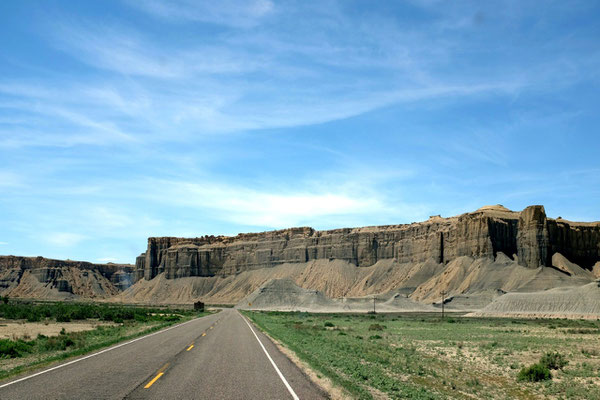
[517,205,550,268]
[548,219,600,270]
[0,256,135,295]
[4,205,597,302]
[136,205,600,282]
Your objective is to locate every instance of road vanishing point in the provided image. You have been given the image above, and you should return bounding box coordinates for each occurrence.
[0,309,327,399]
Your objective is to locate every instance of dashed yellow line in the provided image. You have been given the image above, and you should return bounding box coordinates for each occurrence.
[144,363,169,389]
[144,372,164,389]
[186,344,194,351]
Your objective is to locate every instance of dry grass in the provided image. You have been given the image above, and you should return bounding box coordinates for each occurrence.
[0,320,116,340]
[247,312,600,399]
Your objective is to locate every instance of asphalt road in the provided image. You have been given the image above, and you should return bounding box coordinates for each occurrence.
[0,309,327,399]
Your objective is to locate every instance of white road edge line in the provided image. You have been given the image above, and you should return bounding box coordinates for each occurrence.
[240,312,300,400]
[0,316,206,389]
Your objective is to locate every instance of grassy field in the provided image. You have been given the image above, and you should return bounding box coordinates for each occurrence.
[0,301,211,380]
[245,311,600,399]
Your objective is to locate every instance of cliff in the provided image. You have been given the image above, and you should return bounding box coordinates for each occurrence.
[0,256,135,298]
[135,205,600,283]
[2,204,598,304]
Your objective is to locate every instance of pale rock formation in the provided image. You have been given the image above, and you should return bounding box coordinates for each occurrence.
[135,205,600,283]
[0,256,134,298]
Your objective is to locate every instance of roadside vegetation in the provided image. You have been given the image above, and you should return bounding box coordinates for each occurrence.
[245,311,600,399]
[0,300,211,380]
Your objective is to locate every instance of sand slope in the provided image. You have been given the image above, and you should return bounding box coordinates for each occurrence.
[410,253,591,304]
[235,279,333,311]
[468,281,600,319]
[114,258,445,305]
[115,252,596,311]
[235,278,436,313]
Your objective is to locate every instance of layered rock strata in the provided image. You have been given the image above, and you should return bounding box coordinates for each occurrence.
[135,205,600,282]
[0,256,135,294]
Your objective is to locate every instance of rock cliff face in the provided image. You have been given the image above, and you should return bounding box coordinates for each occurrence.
[517,205,550,268]
[135,205,600,283]
[0,256,135,297]
[2,205,598,303]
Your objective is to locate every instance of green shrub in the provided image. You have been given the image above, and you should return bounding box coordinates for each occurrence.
[466,377,481,387]
[0,302,170,323]
[324,321,335,327]
[368,324,386,331]
[134,313,149,322]
[26,312,41,322]
[369,334,383,340]
[56,314,71,323]
[0,339,32,358]
[540,351,568,370]
[518,363,551,382]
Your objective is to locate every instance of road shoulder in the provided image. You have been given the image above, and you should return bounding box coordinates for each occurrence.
[242,311,349,400]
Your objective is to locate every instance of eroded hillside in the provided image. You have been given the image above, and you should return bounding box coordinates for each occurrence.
[2,205,599,307]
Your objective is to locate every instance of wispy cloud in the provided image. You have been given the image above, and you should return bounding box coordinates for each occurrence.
[1,0,599,263]
[128,0,275,28]
[19,168,429,233]
[147,180,389,228]
[42,232,88,247]
[9,3,530,148]
[0,84,138,147]
[0,242,7,246]
[0,171,25,187]
[52,23,262,79]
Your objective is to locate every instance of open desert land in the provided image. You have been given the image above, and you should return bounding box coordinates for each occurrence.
[246,311,600,400]
[0,301,209,380]
[0,205,599,398]
[3,1,600,398]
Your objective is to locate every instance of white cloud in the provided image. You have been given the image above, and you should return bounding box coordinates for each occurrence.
[0,171,24,188]
[0,242,7,245]
[52,24,261,79]
[0,90,137,148]
[13,6,526,147]
[43,233,87,247]
[141,179,427,229]
[129,0,274,28]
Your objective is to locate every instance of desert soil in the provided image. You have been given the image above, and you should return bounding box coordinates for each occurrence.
[0,320,115,340]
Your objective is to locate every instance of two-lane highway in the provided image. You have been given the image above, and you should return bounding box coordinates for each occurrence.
[0,309,327,399]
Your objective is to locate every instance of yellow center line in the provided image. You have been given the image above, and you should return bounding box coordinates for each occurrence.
[186,344,194,351]
[144,372,164,389]
[158,362,170,373]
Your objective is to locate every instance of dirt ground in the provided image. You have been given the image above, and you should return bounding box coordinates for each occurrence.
[0,320,115,340]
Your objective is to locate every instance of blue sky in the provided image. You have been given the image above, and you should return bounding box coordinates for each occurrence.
[1,0,599,264]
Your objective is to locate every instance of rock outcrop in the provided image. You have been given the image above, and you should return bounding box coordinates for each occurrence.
[0,256,135,298]
[517,205,550,268]
[135,205,600,283]
[2,204,599,305]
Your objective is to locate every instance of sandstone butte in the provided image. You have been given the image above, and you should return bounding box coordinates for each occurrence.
[1,205,599,307]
